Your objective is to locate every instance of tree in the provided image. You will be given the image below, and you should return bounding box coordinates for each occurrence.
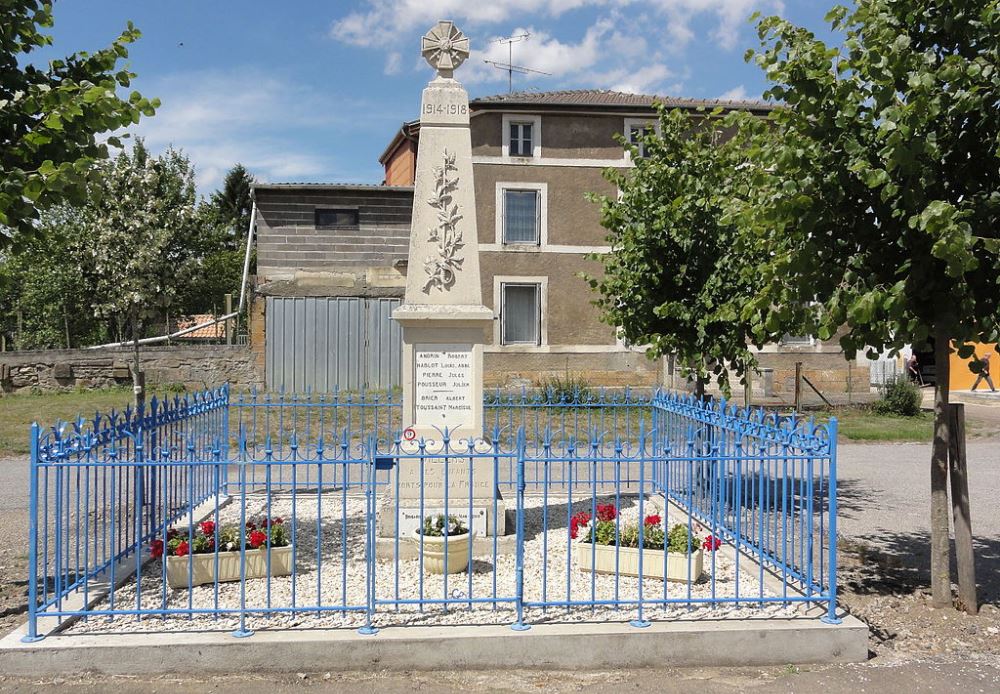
[0,1,158,248]
[210,163,255,248]
[0,207,108,349]
[81,142,200,408]
[744,0,1000,608]
[178,164,256,315]
[587,107,769,397]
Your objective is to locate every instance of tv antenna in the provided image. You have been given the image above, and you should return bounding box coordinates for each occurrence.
[485,33,550,93]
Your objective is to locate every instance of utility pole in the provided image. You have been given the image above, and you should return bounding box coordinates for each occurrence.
[485,33,550,92]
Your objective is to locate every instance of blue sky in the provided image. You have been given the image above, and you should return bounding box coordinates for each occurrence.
[38,1,837,195]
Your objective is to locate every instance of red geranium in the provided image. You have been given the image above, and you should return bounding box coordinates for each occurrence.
[569,511,591,539]
[249,530,267,549]
[200,520,216,536]
[149,539,164,559]
[702,535,723,552]
[174,541,189,557]
[644,514,661,526]
[596,504,617,522]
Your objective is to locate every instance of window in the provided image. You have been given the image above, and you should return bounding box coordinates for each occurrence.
[495,182,547,247]
[509,121,533,156]
[502,114,541,157]
[501,283,540,345]
[623,118,658,160]
[781,334,814,346]
[503,189,540,244]
[315,208,359,228]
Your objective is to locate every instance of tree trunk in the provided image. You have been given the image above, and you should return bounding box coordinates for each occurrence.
[694,375,707,402]
[131,306,145,413]
[930,329,952,608]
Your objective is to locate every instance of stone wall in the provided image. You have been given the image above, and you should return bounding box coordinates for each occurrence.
[484,350,663,388]
[0,345,260,393]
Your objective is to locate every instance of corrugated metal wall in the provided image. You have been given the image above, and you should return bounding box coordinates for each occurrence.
[265,297,401,392]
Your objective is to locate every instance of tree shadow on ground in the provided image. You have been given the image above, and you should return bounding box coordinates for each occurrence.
[840,530,1000,608]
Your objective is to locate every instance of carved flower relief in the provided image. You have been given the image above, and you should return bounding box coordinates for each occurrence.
[423,150,465,293]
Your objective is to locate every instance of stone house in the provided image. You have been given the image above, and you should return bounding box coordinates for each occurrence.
[251,90,868,398]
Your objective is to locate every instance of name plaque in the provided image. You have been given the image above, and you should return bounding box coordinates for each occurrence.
[413,343,474,428]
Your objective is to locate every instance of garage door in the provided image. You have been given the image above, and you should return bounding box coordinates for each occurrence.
[265,296,402,392]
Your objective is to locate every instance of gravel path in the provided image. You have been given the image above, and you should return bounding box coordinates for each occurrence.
[67,493,785,634]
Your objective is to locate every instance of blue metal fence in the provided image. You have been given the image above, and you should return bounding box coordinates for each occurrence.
[22,387,839,641]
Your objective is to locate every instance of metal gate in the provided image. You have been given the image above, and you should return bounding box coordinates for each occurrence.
[265,296,402,392]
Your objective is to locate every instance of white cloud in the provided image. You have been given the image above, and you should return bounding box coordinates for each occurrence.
[464,20,611,84]
[331,0,782,52]
[329,0,785,98]
[718,84,749,100]
[384,51,403,75]
[608,64,674,94]
[330,1,617,47]
[132,70,391,193]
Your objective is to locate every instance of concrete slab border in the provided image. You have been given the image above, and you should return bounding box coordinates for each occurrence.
[0,614,868,675]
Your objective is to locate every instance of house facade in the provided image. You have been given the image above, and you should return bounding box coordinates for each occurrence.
[252,90,869,399]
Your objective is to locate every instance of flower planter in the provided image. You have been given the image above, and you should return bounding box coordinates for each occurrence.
[573,543,704,583]
[410,530,474,574]
[165,546,293,589]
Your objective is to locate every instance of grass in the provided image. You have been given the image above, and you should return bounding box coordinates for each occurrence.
[816,407,934,442]
[0,387,175,455]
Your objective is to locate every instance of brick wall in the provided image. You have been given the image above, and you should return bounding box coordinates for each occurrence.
[255,186,412,279]
[0,345,260,393]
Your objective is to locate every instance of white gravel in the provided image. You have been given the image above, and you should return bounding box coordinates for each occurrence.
[66,492,795,635]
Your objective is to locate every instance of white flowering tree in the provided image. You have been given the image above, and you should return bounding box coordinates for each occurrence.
[83,142,199,409]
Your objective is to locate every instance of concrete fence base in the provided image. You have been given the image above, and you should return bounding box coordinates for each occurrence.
[0,615,868,675]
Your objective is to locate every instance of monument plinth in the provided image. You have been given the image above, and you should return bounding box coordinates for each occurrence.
[383,21,505,539]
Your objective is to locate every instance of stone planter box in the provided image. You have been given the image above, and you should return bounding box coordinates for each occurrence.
[410,530,474,574]
[165,546,293,589]
[573,543,704,583]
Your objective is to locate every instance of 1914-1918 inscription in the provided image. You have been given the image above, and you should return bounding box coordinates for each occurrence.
[414,343,473,428]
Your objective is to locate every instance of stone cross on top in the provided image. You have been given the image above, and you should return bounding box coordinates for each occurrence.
[421,20,469,78]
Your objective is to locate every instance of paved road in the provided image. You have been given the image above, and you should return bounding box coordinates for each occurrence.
[837,441,1000,541]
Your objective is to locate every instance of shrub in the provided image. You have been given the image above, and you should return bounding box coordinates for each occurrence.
[417,514,468,537]
[536,373,593,404]
[873,376,922,417]
[149,516,289,558]
[571,504,719,554]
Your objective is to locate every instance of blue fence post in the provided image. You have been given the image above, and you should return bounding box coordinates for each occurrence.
[22,424,43,643]
[232,455,253,639]
[511,429,530,632]
[821,417,841,625]
[359,435,379,636]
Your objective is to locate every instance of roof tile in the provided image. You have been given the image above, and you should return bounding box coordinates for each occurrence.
[470,89,775,111]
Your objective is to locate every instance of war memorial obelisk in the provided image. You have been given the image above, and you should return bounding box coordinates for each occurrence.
[384,21,503,537]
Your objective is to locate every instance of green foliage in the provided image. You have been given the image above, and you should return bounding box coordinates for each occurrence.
[80,142,200,337]
[417,514,468,537]
[1,158,255,348]
[743,0,1000,362]
[585,518,694,553]
[666,523,695,554]
[0,1,158,248]
[535,373,593,403]
[872,376,923,417]
[0,206,110,349]
[178,164,256,314]
[587,106,773,394]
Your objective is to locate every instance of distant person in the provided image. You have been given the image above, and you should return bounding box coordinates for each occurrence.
[971,353,997,392]
[906,354,922,385]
